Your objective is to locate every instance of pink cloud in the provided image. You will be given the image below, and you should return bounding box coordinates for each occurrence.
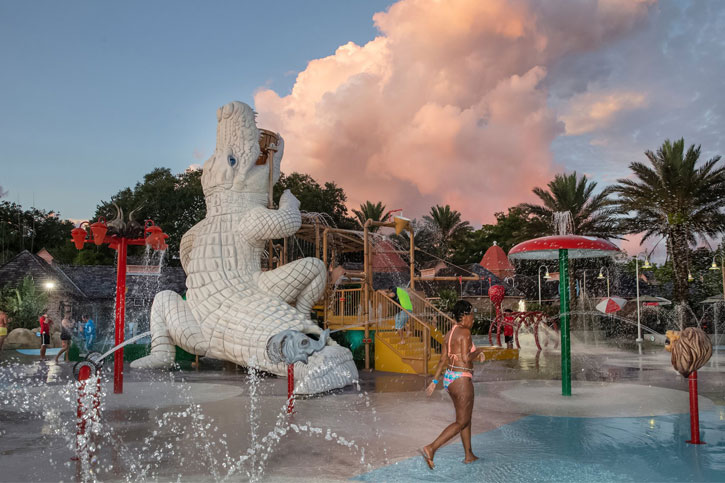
[254,0,654,225]
[561,90,648,135]
[617,232,669,264]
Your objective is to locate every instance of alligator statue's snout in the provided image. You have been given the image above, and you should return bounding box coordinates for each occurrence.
[267,329,329,365]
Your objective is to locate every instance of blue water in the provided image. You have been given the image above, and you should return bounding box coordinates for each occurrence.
[15,348,61,356]
[355,411,725,482]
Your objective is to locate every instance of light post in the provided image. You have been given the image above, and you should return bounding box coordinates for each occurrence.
[538,265,551,306]
[597,267,610,298]
[709,254,724,347]
[635,253,652,343]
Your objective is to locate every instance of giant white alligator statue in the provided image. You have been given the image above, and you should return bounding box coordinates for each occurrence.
[131,101,358,394]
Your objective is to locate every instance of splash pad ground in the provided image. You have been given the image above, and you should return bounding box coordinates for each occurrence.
[1,341,723,482]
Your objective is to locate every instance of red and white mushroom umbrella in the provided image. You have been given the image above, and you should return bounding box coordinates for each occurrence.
[596,296,627,314]
[508,235,620,260]
[508,234,620,397]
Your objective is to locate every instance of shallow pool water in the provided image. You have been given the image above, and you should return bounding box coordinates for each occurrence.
[355,411,725,482]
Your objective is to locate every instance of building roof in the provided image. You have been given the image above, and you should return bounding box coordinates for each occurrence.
[0,250,85,297]
[480,243,515,279]
[0,250,186,301]
[371,239,409,273]
[61,265,187,299]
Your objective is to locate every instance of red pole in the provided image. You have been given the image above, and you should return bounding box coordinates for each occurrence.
[687,371,705,444]
[114,238,128,394]
[287,364,294,414]
[495,298,502,347]
[72,365,92,461]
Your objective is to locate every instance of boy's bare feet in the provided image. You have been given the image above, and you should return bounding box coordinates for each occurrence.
[464,454,479,464]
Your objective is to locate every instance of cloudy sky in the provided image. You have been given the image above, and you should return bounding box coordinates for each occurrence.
[1,0,724,258]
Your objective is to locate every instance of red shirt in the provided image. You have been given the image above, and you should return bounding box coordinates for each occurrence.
[39,316,50,334]
[503,315,514,336]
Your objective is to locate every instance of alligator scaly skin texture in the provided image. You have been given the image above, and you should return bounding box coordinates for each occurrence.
[131,101,358,394]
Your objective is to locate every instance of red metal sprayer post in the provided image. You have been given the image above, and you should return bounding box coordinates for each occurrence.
[287,364,295,414]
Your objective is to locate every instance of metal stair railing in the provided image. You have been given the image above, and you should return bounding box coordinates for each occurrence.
[406,289,455,355]
[372,290,434,371]
[325,287,363,330]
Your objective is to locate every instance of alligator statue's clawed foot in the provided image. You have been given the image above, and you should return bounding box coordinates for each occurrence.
[130,290,208,370]
[130,351,175,369]
[293,345,358,395]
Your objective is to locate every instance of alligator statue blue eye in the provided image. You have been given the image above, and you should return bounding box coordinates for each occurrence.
[228,155,237,167]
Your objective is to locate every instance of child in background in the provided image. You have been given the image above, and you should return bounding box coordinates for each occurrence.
[39,311,52,360]
[388,287,409,344]
[82,315,96,352]
[503,309,515,349]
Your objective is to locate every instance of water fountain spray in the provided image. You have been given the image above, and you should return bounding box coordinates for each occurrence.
[70,211,168,394]
[508,212,620,396]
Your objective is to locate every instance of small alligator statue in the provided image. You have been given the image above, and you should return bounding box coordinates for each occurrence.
[131,101,358,394]
[105,203,145,239]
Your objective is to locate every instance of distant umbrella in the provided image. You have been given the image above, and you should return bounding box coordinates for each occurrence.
[596,296,627,314]
[634,295,671,306]
[701,294,725,304]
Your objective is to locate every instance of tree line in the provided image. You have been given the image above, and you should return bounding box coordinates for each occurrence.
[2,138,723,306]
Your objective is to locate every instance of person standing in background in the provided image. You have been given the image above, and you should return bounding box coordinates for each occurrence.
[82,314,96,352]
[55,310,74,363]
[39,311,52,361]
[503,309,515,349]
[0,309,8,351]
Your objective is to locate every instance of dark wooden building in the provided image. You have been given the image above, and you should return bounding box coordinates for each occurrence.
[0,249,186,336]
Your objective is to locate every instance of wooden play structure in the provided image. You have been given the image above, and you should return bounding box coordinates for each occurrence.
[245,125,521,376]
[264,214,522,375]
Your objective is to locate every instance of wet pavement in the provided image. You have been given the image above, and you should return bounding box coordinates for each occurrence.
[0,338,724,482]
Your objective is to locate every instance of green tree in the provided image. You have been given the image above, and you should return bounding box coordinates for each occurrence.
[687,247,723,304]
[94,168,205,265]
[613,139,725,304]
[0,276,48,330]
[352,201,393,232]
[450,207,529,265]
[518,172,620,239]
[0,201,76,265]
[423,205,472,259]
[435,288,459,313]
[273,172,355,229]
[390,218,436,265]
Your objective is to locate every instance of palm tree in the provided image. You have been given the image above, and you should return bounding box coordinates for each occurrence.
[613,139,725,304]
[352,201,393,233]
[423,205,472,259]
[518,172,620,239]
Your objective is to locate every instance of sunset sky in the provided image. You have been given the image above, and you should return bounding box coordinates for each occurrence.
[2,0,724,259]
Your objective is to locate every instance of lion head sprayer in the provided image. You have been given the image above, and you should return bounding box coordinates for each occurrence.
[664,327,712,444]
